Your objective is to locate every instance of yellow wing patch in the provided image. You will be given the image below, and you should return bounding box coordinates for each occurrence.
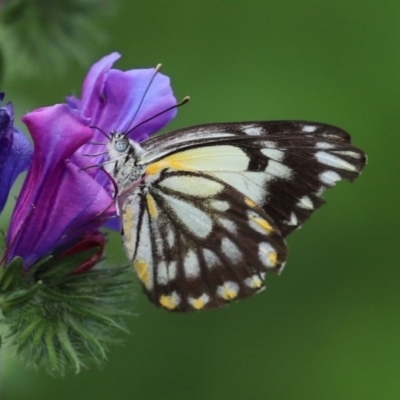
[133,260,152,289]
[146,194,158,218]
[189,294,210,310]
[159,292,181,310]
[253,217,274,233]
[245,197,257,208]
[268,252,278,267]
[121,207,135,258]
[217,281,240,300]
[145,145,249,176]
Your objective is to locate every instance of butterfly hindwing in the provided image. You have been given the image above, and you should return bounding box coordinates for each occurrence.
[120,170,287,311]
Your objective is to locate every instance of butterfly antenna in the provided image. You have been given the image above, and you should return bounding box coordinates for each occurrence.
[80,153,128,170]
[90,125,111,140]
[123,96,190,138]
[124,63,163,132]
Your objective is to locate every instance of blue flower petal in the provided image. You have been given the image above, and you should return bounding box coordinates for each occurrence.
[0,97,32,214]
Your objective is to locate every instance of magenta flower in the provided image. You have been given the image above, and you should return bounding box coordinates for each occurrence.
[6,53,177,269]
[67,52,177,166]
[6,104,113,268]
[0,53,178,374]
[66,52,177,229]
[0,94,32,214]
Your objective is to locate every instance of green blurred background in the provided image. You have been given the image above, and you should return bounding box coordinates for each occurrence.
[1,0,399,399]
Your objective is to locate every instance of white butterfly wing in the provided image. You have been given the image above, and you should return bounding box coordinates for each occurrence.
[140,121,366,236]
[117,121,366,311]
[120,169,287,311]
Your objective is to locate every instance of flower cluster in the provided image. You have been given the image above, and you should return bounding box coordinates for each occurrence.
[0,53,177,374]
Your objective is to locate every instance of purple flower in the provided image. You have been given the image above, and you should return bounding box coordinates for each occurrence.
[67,52,177,229]
[6,104,113,268]
[6,53,177,269]
[0,94,32,214]
[0,55,178,373]
[67,52,177,165]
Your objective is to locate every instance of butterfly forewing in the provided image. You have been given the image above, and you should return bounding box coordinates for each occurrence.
[141,121,366,236]
[112,120,366,312]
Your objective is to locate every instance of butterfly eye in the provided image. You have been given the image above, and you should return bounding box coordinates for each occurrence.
[115,138,129,153]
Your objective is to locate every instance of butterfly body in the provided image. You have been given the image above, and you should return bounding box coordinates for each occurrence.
[105,121,366,312]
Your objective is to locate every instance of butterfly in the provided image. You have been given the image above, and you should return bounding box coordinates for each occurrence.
[104,120,366,312]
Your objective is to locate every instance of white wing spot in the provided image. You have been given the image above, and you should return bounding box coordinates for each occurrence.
[332,150,362,158]
[212,171,268,205]
[188,294,210,310]
[184,249,200,278]
[159,175,224,197]
[133,216,153,286]
[197,132,235,139]
[261,148,285,162]
[221,237,242,264]
[316,142,335,149]
[157,261,168,285]
[170,145,249,171]
[247,210,273,234]
[265,160,292,179]
[210,200,230,212]
[244,275,263,289]
[168,261,177,280]
[157,261,177,285]
[258,242,278,268]
[261,141,277,148]
[244,127,262,135]
[315,151,357,171]
[217,281,240,300]
[284,212,298,226]
[166,229,175,248]
[302,125,317,132]
[296,195,314,210]
[203,249,220,269]
[319,170,341,186]
[219,218,238,233]
[162,193,213,238]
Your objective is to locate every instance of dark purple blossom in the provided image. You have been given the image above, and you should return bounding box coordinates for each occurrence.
[0,94,32,214]
[6,104,113,268]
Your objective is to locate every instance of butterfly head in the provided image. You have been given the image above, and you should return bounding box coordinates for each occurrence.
[107,132,144,158]
[112,133,130,153]
[104,131,145,185]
